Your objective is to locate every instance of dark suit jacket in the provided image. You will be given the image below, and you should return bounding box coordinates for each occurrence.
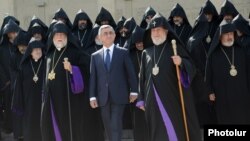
[89,45,138,106]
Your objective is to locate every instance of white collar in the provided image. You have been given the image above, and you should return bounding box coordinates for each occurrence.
[103,44,114,52]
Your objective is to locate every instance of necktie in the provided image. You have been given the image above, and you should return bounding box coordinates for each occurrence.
[105,49,111,71]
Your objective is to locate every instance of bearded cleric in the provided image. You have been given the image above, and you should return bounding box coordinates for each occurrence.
[206,20,250,124]
[41,21,84,141]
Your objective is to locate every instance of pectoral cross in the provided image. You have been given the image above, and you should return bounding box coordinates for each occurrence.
[48,70,56,80]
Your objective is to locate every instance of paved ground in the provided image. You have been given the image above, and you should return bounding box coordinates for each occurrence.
[1,132,15,141]
[0,130,134,141]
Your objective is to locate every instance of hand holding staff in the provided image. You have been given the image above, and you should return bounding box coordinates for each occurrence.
[171,40,190,141]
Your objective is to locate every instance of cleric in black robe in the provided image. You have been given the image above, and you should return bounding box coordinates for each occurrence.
[85,24,102,56]
[41,21,84,141]
[219,0,239,23]
[53,8,73,29]
[115,16,126,47]
[121,17,137,49]
[140,6,156,48]
[206,20,250,124]
[95,7,117,29]
[0,15,19,43]
[27,16,48,43]
[139,6,156,29]
[232,14,250,49]
[137,13,201,141]
[129,25,149,141]
[12,38,45,141]
[187,13,217,127]
[11,30,30,140]
[72,22,104,141]
[201,0,220,47]
[72,9,93,49]
[0,19,20,134]
[119,17,137,130]
[168,3,192,45]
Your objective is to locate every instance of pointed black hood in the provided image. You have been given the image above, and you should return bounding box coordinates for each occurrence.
[123,17,137,36]
[201,0,219,21]
[53,8,73,28]
[168,3,191,26]
[13,30,31,47]
[95,7,117,29]
[208,20,236,56]
[129,25,145,49]
[115,16,126,33]
[219,0,239,18]
[85,24,100,49]
[232,14,250,36]
[28,16,48,39]
[3,19,20,35]
[47,21,80,53]
[146,12,184,47]
[46,19,58,37]
[140,6,156,29]
[20,38,45,65]
[72,9,93,31]
[187,13,209,52]
[1,15,20,31]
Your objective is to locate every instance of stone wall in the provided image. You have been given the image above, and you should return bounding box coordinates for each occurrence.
[0,0,249,30]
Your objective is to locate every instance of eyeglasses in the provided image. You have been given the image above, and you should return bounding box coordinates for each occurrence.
[102,31,114,36]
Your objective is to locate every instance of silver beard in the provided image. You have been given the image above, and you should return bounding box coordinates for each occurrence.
[54,39,67,50]
[152,35,167,46]
[222,40,234,47]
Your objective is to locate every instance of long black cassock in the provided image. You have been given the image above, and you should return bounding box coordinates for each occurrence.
[79,24,105,141]
[129,25,149,141]
[0,19,20,134]
[41,21,84,141]
[12,39,45,141]
[206,20,250,124]
[187,12,217,127]
[138,13,201,141]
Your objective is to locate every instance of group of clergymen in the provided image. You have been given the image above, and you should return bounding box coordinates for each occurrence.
[0,0,250,141]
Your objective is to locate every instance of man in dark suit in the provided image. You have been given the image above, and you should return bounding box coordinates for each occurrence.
[89,25,138,141]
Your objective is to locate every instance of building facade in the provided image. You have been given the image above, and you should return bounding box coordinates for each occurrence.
[1,0,250,30]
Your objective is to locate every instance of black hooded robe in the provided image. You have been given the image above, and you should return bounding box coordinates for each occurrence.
[139,13,201,141]
[206,20,250,124]
[72,9,93,50]
[12,39,45,141]
[41,22,84,141]
[187,13,217,127]
[168,3,192,45]
[129,26,149,141]
[0,19,20,133]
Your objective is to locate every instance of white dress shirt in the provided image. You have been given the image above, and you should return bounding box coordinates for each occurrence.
[90,44,137,102]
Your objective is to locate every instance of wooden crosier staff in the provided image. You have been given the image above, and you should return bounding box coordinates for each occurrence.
[64,57,73,141]
[171,39,190,141]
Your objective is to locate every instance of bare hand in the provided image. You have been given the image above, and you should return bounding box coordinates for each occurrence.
[209,93,216,101]
[130,95,138,103]
[139,106,145,111]
[171,55,182,66]
[90,100,98,109]
[63,60,72,73]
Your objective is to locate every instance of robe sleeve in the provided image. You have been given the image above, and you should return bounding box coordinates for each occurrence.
[70,65,84,94]
[205,57,215,94]
[11,71,24,116]
[137,51,146,108]
[177,43,196,88]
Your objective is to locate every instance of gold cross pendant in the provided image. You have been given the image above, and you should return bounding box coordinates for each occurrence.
[48,70,56,80]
